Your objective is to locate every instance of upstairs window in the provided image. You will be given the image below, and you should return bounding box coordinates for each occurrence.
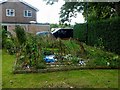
[6,9,15,16]
[24,10,32,17]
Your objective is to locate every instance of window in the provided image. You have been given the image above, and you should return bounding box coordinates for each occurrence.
[24,10,32,17]
[6,9,15,16]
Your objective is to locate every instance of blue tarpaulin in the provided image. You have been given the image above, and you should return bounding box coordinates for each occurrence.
[44,55,55,63]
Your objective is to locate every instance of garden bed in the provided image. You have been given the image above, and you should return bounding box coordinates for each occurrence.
[2,50,119,88]
[2,26,119,74]
[13,61,119,74]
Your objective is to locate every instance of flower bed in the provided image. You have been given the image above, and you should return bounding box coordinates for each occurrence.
[2,26,119,74]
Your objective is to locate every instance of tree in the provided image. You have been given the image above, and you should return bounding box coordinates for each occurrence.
[43,0,58,5]
[60,2,84,23]
[60,2,120,23]
[43,0,120,23]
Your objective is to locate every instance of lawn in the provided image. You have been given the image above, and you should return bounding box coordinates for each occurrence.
[2,50,119,88]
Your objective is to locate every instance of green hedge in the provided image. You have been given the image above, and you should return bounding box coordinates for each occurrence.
[74,17,120,54]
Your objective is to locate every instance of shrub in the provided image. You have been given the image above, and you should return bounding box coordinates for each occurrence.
[74,17,120,54]
[108,56,120,68]
[2,29,9,48]
[71,57,79,64]
[14,25,26,45]
[86,45,120,68]
[4,38,15,54]
[94,37,104,50]
[2,29,16,54]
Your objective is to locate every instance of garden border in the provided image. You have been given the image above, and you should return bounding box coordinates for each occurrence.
[13,65,119,74]
[13,58,119,74]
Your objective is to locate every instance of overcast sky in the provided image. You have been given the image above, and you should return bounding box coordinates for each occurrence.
[0,0,85,24]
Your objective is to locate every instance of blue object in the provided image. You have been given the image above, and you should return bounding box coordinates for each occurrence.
[44,55,55,63]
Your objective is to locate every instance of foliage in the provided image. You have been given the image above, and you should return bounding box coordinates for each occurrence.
[2,29,16,54]
[73,24,86,42]
[16,34,45,69]
[50,23,73,30]
[74,17,120,54]
[14,25,26,45]
[95,37,104,50]
[84,44,120,68]
[62,39,81,55]
[60,2,120,23]
[60,2,82,23]
[43,0,56,5]
[50,24,59,29]
[2,29,7,48]
[3,25,119,70]
[4,38,15,54]
[71,57,79,64]
[14,29,86,70]
[36,62,46,69]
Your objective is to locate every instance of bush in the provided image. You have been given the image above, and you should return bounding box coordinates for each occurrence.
[71,57,79,64]
[4,38,15,54]
[2,29,16,54]
[74,17,120,54]
[73,24,86,42]
[14,25,26,45]
[2,29,9,48]
[85,45,120,68]
[108,56,120,68]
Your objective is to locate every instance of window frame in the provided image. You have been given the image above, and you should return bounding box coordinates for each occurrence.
[6,9,15,17]
[24,10,32,17]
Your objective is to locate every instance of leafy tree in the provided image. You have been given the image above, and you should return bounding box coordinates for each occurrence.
[60,2,120,23]
[43,0,120,23]
[43,0,58,5]
[60,2,84,23]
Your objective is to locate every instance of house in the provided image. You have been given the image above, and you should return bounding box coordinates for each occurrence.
[0,0,50,34]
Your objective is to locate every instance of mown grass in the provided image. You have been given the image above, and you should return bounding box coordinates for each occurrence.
[2,49,119,88]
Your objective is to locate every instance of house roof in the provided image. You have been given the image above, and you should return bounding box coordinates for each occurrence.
[0,0,39,11]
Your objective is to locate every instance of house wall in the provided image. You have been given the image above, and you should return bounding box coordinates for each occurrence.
[1,1,37,23]
[28,24,50,34]
[1,24,50,35]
